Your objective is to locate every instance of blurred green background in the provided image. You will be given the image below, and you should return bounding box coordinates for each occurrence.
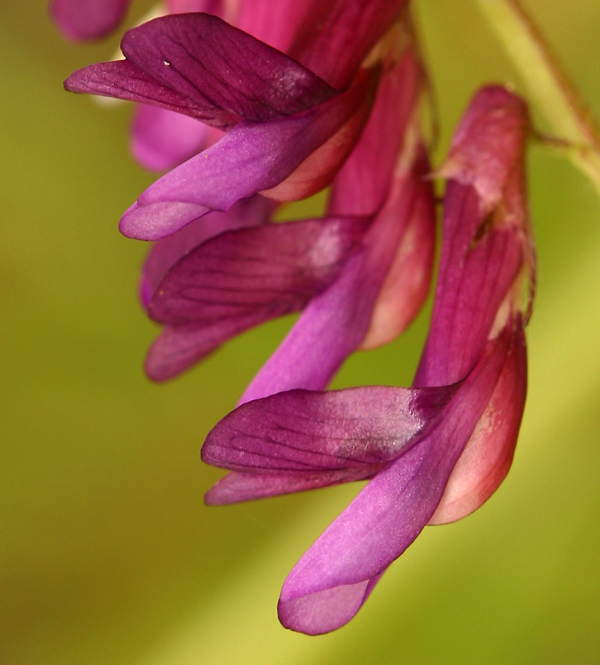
[2,1,600,663]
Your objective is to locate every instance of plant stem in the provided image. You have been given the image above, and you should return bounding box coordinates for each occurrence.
[473,0,600,193]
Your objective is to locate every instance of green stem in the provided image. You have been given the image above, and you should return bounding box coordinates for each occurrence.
[472,0,600,194]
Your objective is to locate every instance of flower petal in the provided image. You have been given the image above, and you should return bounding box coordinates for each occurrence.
[131,105,214,172]
[240,141,430,403]
[429,324,527,524]
[278,326,514,634]
[203,383,458,474]
[144,215,371,379]
[205,468,378,506]
[120,14,337,120]
[148,216,370,324]
[124,68,378,240]
[288,0,408,89]
[140,195,275,307]
[236,0,315,53]
[65,14,337,128]
[65,59,219,122]
[50,0,129,41]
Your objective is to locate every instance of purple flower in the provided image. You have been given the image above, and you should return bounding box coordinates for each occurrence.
[64,1,409,240]
[138,47,435,385]
[200,86,534,634]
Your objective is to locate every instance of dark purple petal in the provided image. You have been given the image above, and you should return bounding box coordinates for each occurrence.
[148,216,371,325]
[140,195,276,307]
[278,325,514,634]
[120,14,337,120]
[125,69,378,240]
[144,215,371,379]
[131,105,214,172]
[203,382,458,474]
[289,0,408,89]
[65,14,337,128]
[50,0,129,41]
[65,60,229,124]
[205,468,378,505]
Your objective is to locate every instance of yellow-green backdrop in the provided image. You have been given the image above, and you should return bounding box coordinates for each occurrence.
[2,2,600,663]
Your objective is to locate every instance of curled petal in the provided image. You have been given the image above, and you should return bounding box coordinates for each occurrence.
[119,200,210,241]
[278,326,513,634]
[205,468,378,505]
[328,47,423,217]
[415,183,525,386]
[429,324,527,524]
[50,0,129,41]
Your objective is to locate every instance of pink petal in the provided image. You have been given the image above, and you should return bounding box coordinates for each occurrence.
[50,0,129,41]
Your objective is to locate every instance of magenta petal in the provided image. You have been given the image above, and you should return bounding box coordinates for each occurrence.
[203,384,457,474]
[50,0,129,41]
[119,201,210,241]
[328,48,422,216]
[145,314,269,381]
[120,14,337,120]
[131,105,213,172]
[236,0,315,53]
[140,195,276,307]
[205,468,379,505]
[415,184,525,387]
[278,327,513,634]
[289,0,408,89]
[148,216,370,324]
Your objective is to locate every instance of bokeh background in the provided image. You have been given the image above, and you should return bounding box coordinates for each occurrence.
[2,1,600,663]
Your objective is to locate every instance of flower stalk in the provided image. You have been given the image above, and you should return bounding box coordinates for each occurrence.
[473,0,600,194]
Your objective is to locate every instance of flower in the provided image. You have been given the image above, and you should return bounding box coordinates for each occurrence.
[64,2,410,240]
[200,86,534,634]
[139,45,435,385]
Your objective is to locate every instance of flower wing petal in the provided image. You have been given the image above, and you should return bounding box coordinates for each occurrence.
[203,383,458,474]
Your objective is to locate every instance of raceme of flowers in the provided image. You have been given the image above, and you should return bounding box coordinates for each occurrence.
[59,0,542,635]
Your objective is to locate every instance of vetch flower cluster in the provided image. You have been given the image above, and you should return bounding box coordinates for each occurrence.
[58,0,578,636]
